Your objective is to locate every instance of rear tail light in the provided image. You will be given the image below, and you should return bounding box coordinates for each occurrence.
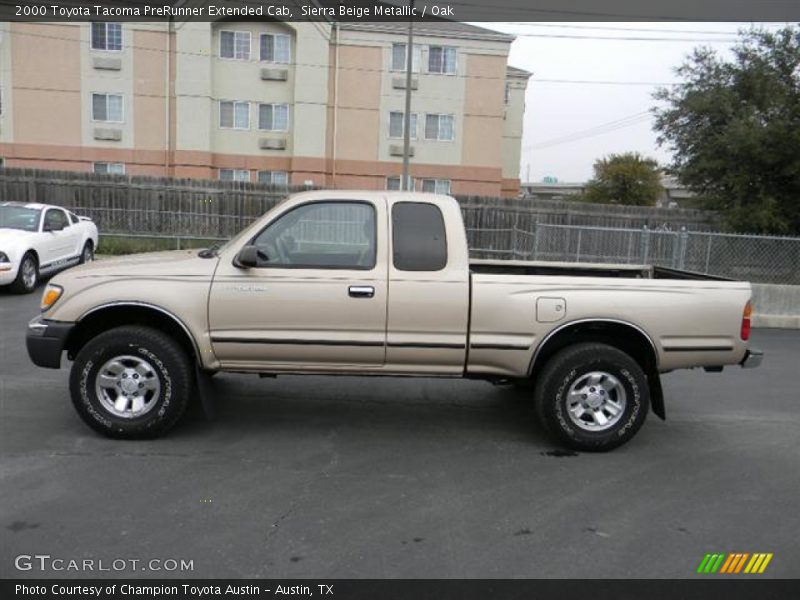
[741,301,752,341]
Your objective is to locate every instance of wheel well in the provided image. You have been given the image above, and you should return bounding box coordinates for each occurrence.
[84,239,94,249]
[23,249,39,265]
[65,305,198,364]
[530,320,658,378]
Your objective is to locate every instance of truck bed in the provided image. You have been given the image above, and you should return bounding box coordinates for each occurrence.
[469,259,733,281]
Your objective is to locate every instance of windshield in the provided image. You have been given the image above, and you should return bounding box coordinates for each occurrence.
[0,205,41,232]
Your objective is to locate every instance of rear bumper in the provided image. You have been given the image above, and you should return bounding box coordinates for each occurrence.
[26,316,75,369]
[740,348,764,369]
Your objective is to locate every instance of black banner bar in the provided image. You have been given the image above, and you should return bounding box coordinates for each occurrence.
[3,579,800,600]
[2,0,800,23]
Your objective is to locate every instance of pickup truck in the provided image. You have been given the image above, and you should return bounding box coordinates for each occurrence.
[26,191,763,451]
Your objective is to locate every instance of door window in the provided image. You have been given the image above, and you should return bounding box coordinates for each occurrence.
[252,202,376,269]
[43,209,69,231]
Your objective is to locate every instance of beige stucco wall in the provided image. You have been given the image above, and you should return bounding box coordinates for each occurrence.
[502,75,528,181]
[335,43,382,162]
[0,22,14,145]
[174,22,329,174]
[133,29,168,152]
[462,54,506,169]
[12,23,81,146]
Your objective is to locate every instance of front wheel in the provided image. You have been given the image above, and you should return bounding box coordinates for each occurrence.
[9,252,38,294]
[534,343,650,452]
[69,326,192,439]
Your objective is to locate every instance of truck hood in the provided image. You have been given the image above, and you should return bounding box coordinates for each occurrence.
[56,250,220,280]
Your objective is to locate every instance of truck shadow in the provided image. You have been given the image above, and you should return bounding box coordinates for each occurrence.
[181,374,548,444]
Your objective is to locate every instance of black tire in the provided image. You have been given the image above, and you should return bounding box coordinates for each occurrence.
[69,325,193,439]
[534,343,650,452]
[79,240,94,264]
[9,252,38,294]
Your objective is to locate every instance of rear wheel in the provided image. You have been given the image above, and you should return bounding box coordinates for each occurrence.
[9,252,38,294]
[69,326,192,439]
[534,343,650,452]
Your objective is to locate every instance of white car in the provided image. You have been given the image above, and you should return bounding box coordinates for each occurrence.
[0,202,99,294]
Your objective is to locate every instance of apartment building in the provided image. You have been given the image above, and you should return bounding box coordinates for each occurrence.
[0,20,529,196]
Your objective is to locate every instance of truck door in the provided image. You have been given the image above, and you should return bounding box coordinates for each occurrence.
[385,199,470,374]
[208,198,388,370]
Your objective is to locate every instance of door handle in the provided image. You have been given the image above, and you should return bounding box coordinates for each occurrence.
[348,285,375,298]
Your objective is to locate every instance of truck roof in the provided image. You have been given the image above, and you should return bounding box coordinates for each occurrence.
[285,190,457,206]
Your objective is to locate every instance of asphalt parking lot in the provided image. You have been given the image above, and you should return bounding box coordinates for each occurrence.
[1,288,798,579]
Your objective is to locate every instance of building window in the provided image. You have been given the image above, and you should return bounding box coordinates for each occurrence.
[424,114,454,141]
[92,93,124,122]
[257,170,289,186]
[428,46,456,74]
[219,101,250,129]
[93,162,125,175]
[421,179,451,195]
[91,22,122,51]
[220,31,251,60]
[260,33,291,63]
[388,111,417,139]
[258,103,289,131]
[391,43,421,72]
[386,176,416,191]
[0,158,5,168]
[219,169,250,182]
[505,82,511,105]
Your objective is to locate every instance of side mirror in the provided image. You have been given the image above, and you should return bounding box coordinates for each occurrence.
[234,245,268,269]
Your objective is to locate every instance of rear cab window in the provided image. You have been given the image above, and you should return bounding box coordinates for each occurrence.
[391,202,447,271]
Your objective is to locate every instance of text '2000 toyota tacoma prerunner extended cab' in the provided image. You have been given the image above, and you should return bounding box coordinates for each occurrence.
[26,191,763,451]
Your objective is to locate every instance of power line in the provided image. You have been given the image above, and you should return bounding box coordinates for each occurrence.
[533,78,678,86]
[512,32,738,43]
[491,22,784,36]
[525,111,652,150]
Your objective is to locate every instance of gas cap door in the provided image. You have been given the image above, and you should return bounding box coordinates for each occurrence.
[537,297,566,323]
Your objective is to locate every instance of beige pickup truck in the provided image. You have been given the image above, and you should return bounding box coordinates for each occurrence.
[26,191,762,451]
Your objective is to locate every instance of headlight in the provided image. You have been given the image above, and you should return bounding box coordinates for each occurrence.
[41,284,64,312]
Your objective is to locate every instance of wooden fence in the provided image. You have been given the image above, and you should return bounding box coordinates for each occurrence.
[0,168,723,240]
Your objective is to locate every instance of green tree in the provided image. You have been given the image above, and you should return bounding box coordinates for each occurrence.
[653,27,800,234]
[581,152,663,206]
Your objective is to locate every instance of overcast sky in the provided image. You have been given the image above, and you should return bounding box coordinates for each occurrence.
[480,22,789,183]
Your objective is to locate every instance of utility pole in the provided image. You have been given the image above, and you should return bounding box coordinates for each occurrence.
[401,0,415,191]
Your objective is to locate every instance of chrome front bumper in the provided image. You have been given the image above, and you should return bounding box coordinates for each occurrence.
[740,348,764,369]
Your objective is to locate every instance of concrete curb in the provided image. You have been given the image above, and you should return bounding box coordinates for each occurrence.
[752,284,800,330]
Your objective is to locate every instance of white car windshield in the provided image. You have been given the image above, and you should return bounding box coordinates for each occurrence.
[0,205,41,232]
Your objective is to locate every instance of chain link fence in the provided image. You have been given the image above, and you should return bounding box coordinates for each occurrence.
[467,221,800,285]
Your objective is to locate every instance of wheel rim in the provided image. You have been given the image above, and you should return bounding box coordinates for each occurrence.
[21,258,36,289]
[95,355,161,418]
[565,371,627,432]
[83,246,93,262]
